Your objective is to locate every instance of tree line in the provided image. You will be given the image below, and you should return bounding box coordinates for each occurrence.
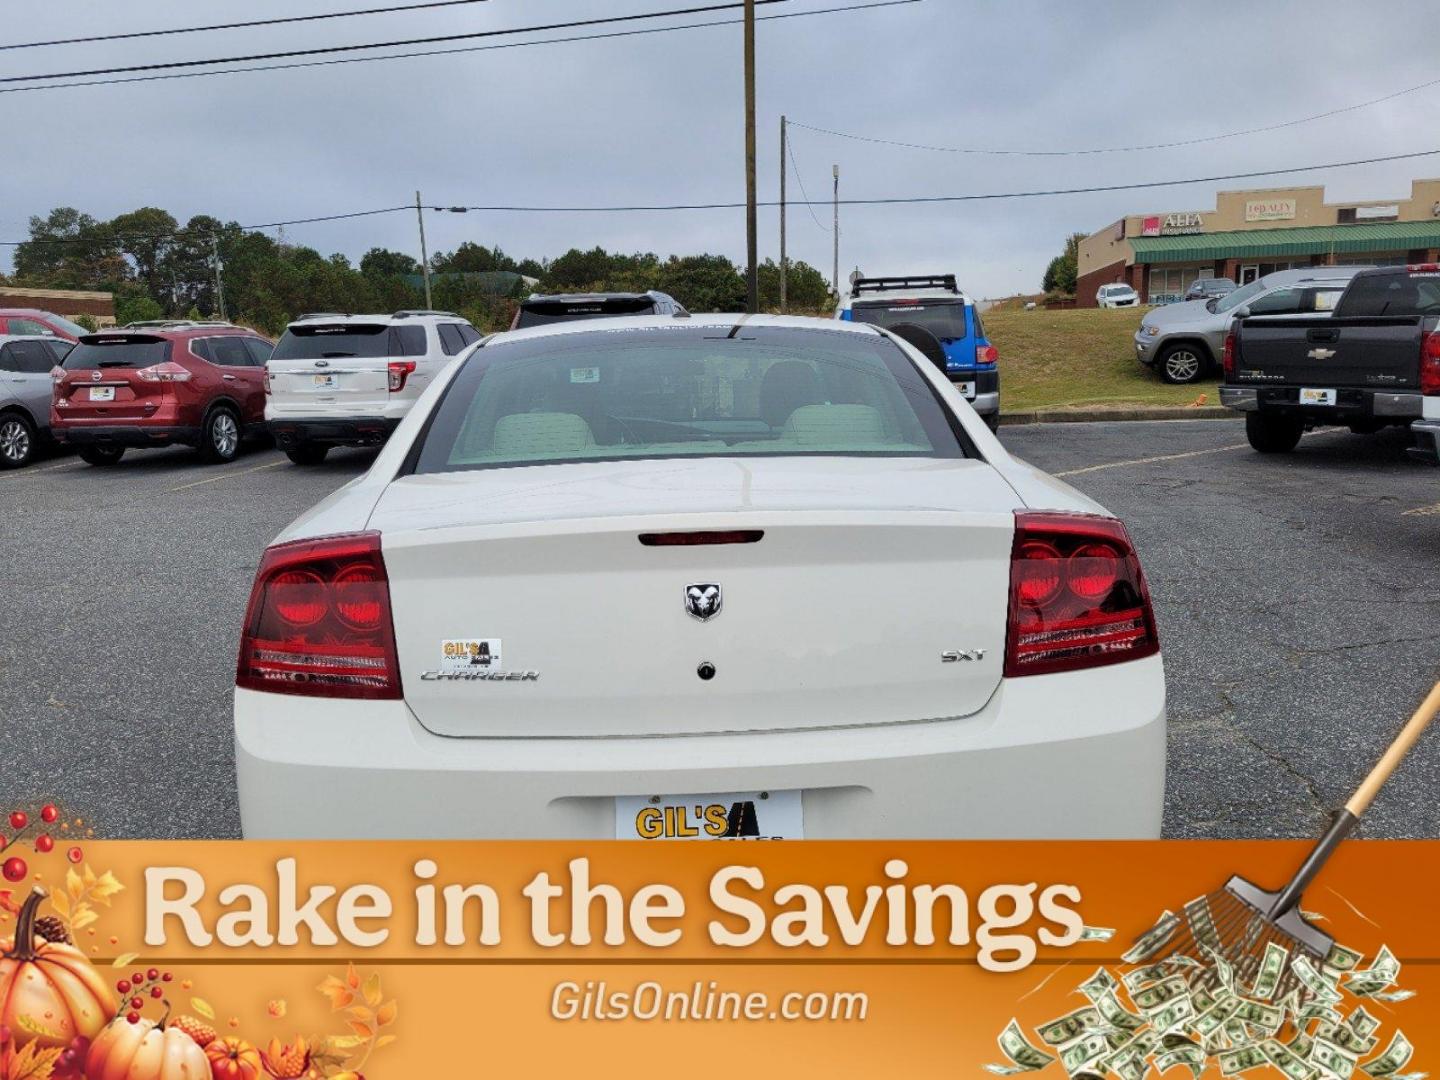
[6,206,836,334]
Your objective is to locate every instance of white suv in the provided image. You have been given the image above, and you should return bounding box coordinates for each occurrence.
[265,311,481,464]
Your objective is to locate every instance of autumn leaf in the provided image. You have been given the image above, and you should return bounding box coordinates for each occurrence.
[0,891,19,917]
[374,1034,398,1050]
[38,891,62,919]
[317,976,354,1011]
[375,1000,397,1027]
[4,1041,64,1080]
[89,870,124,905]
[111,952,139,968]
[344,963,360,990]
[361,972,382,1007]
[14,1015,64,1041]
[267,999,287,1019]
[346,1021,373,1041]
[82,865,96,890]
[191,998,216,1021]
[323,1035,366,1052]
[344,1006,372,1022]
[70,908,98,932]
[65,869,83,903]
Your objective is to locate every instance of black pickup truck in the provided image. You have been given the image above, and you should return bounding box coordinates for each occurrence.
[1219,264,1440,459]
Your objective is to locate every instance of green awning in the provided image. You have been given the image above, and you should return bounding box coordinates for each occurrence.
[1129,220,1440,264]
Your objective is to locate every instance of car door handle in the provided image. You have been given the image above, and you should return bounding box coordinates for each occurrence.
[222,374,237,380]
[1306,328,1339,343]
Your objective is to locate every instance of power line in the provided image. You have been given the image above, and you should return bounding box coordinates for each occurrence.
[0,1,793,85]
[0,206,413,247]
[0,0,917,96]
[788,72,1440,157]
[8,146,1437,248]
[785,129,830,231]
[0,0,494,52]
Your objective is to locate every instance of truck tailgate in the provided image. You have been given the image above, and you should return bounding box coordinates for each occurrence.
[1235,316,1423,389]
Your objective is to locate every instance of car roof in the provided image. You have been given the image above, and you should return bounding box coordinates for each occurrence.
[1259,266,1368,287]
[521,291,666,304]
[0,333,68,343]
[79,325,257,343]
[0,308,60,318]
[493,311,883,345]
[285,311,464,329]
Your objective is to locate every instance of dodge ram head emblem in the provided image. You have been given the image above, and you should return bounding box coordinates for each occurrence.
[684,583,722,621]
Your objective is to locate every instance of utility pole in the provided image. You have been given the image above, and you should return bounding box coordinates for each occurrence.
[743,0,758,314]
[779,114,787,314]
[210,235,227,321]
[415,190,433,310]
[831,164,840,297]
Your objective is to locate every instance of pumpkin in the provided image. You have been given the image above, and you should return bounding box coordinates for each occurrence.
[205,1036,264,1080]
[0,887,115,1050]
[86,1012,210,1080]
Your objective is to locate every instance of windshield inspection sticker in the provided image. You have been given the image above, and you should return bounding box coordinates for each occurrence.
[570,366,600,384]
[440,638,503,672]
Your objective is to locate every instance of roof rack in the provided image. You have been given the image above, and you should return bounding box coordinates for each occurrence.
[121,319,233,329]
[391,309,459,318]
[294,312,351,321]
[850,274,960,297]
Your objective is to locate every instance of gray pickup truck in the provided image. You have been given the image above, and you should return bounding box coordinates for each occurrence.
[1220,264,1440,456]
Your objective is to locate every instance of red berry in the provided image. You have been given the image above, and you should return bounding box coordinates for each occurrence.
[147,968,159,981]
[126,1012,140,1025]
[66,846,83,864]
[116,980,131,994]
[161,972,173,982]
[8,812,26,831]
[35,835,54,853]
[150,987,163,999]
[40,805,59,824]
[132,972,144,985]
[130,996,143,1010]
[1,857,26,882]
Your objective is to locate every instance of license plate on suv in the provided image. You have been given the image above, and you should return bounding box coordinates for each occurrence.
[616,790,803,840]
[89,386,115,401]
[956,381,976,398]
[1299,388,1336,406]
[312,374,338,390]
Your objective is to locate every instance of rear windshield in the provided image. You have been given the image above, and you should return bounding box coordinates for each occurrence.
[64,336,170,369]
[412,324,964,474]
[515,297,657,329]
[1335,273,1440,317]
[849,299,969,340]
[272,323,426,360]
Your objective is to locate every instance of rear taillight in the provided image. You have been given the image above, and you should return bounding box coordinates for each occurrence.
[262,367,272,394]
[975,344,999,365]
[236,532,401,699]
[1004,512,1159,678]
[1222,331,1237,381]
[1422,332,1440,396]
[136,362,192,383]
[388,360,417,392]
[1407,263,1440,272]
[50,366,65,383]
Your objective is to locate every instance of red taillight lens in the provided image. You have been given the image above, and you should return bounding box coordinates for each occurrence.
[50,366,65,383]
[1422,332,1440,396]
[236,532,401,699]
[262,367,272,394]
[388,360,417,392]
[1222,331,1237,381]
[975,344,999,365]
[1005,512,1159,678]
[136,362,192,383]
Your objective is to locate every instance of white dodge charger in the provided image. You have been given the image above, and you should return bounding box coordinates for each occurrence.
[234,315,1165,839]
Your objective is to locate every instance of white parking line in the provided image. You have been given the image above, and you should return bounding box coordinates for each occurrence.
[167,459,287,492]
[1055,443,1248,478]
[1402,502,1440,517]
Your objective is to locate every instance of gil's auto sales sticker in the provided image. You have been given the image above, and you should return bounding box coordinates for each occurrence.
[440,638,503,672]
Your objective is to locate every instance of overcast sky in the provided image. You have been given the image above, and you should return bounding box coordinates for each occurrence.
[3,0,1437,297]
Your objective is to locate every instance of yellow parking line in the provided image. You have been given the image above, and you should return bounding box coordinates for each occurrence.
[1055,443,1248,478]
[167,459,287,492]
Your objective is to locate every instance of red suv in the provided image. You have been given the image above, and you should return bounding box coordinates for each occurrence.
[52,322,273,466]
[0,308,90,342]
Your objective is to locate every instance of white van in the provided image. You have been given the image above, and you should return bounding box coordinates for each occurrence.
[265,311,481,464]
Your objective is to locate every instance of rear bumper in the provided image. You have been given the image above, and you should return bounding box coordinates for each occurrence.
[1220,385,1422,423]
[234,655,1166,840]
[1410,419,1440,464]
[53,423,201,448]
[269,416,401,449]
[948,368,1000,415]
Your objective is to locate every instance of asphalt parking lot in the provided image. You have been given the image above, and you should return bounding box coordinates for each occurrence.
[2,419,1437,840]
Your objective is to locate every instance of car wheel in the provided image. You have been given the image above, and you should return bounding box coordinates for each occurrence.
[0,413,35,469]
[1157,344,1206,384]
[79,445,125,466]
[285,444,330,466]
[1245,413,1304,454]
[200,406,241,464]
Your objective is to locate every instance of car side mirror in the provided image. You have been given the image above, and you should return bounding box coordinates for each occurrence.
[1233,306,1251,319]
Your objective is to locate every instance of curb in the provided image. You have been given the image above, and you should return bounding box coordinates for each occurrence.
[1000,405,1233,426]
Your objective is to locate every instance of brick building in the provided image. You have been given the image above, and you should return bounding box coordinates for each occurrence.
[0,286,115,325]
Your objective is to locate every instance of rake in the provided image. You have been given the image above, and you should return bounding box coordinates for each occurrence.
[1132,679,1440,1004]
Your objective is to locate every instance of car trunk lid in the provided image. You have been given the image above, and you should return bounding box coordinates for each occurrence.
[1236,316,1423,389]
[371,456,1023,738]
[56,334,176,421]
[267,323,411,402]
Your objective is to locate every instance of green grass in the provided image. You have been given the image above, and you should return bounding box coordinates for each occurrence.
[984,307,1220,412]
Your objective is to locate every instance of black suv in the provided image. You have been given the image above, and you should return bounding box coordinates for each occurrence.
[510,291,688,329]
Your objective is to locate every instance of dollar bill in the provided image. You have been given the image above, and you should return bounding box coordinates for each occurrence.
[1203,944,1237,993]
[1325,943,1365,973]
[1079,925,1116,942]
[1349,1007,1382,1039]
[1365,989,1415,1004]
[1313,1037,1359,1080]
[1192,997,1241,1039]
[1094,990,1146,1034]
[1123,911,1180,965]
[1233,998,1284,1034]
[1345,946,1400,995]
[1123,963,1171,992]
[1186,897,1221,952]
[1319,1022,1379,1058]
[1149,995,1195,1034]
[989,1019,1057,1075]
[1078,967,1119,1003]
[1219,1045,1269,1076]
[1251,941,1289,1001]
[1036,1007,1103,1047]
[1263,1038,1320,1080]
[1060,1034,1111,1076]
[1156,1045,1206,1078]
[1132,975,1189,1013]
[1361,1032,1413,1078]
[1293,955,1345,1005]
[1289,1032,1314,1058]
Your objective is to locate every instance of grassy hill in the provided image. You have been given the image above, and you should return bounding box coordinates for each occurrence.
[983,307,1221,413]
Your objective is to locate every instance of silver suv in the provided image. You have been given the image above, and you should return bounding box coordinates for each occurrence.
[0,334,73,468]
[1134,266,1368,384]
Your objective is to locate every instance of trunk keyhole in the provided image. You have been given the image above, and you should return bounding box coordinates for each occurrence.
[696,662,716,681]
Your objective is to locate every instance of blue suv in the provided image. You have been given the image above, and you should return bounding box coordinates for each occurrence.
[837,275,1000,430]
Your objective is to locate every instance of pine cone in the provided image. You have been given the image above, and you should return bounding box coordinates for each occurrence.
[171,1015,218,1048]
[33,915,70,944]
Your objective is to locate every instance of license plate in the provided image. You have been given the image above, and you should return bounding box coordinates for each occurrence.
[616,790,803,840]
[89,386,114,401]
[956,381,976,398]
[1299,387,1336,406]
[312,374,338,390]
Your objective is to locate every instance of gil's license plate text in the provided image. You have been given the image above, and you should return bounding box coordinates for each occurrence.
[1299,387,1336,406]
[616,790,803,840]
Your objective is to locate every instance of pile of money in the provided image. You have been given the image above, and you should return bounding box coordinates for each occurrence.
[985,910,1421,1080]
